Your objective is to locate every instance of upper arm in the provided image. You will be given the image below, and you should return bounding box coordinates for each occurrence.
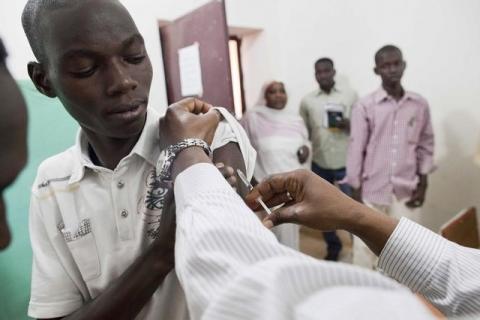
[419,105,434,145]
[350,102,369,147]
[299,100,308,124]
[299,101,312,137]
[213,142,249,196]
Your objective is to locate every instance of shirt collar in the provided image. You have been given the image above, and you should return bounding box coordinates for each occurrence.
[68,108,160,184]
[374,87,419,104]
[317,84,340,96]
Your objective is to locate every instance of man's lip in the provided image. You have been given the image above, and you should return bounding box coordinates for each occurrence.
[107,100,147,115]
[105,103,146,122]
[387,74,400,80]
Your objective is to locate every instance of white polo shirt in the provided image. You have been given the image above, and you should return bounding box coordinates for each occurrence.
[28,108,256,319]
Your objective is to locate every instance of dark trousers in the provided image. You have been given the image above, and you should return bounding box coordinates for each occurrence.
[311,162,352,261]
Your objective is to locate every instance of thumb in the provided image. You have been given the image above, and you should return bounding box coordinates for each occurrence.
[263,203,301,228]
[202,109,221,144]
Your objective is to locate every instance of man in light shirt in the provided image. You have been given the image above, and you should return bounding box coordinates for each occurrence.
[299,57,357,261]
[347,45,435,269]
[160,103,479,319]
[21,0,254,319]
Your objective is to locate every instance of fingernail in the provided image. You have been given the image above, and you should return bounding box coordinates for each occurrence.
[263,220,274,229]
[215,162,224,168]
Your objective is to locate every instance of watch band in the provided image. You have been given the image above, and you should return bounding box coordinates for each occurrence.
[157,138,212,185]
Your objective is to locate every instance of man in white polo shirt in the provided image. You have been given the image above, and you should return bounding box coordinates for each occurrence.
[22,0,255,319]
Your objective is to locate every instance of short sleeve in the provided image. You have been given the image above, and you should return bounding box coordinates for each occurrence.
[212,108,257,180]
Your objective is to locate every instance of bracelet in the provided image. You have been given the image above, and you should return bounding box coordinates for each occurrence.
[157,138,212,185]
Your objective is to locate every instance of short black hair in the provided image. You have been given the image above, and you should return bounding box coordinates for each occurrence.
[21,0,75,63]
[0,38,7,66]
[375,45,403,64]
[314,57,334,68]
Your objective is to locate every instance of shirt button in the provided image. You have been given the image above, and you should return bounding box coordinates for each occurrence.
[392,149,397,153]
[392,162,397,167]
[121,209,129,218]
[117,180,125,189]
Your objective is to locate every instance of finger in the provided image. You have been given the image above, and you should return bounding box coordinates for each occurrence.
[261,192,293,208]
[202,109,221,144]
[246,173,289,206]
[216,164,234,176]
[192,98,213,114]
[227,175,237,186]
[263,204,300,228]
[247,171,303,209]
[172,97,213,115]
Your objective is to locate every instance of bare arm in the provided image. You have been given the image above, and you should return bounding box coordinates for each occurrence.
[213,142,249,197]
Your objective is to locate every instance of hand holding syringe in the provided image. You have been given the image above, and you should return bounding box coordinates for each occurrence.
[237,169,273,215]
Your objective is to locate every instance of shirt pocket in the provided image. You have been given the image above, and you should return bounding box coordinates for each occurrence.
[406,112,423,144]
[61,219,101,281]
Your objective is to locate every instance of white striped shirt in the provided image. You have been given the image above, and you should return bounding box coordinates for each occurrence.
[174,163,435,320]
[378,217,480,317]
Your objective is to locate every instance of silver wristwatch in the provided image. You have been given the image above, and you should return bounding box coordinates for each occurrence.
[157,138,212,185]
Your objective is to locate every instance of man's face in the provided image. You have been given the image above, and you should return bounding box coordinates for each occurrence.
[374,50,406,87]
[34,0,153,140]
[315,62,335,89]
[0,64,28,250]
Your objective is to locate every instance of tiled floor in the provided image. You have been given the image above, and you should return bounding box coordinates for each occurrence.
[299,226,353,263]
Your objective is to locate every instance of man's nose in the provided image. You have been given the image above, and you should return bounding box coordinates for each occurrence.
[106,60,139,96]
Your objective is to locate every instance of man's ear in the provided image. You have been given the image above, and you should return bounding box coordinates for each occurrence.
[373,66,379,76]
[27,62,57,98]
[333,69,337,77]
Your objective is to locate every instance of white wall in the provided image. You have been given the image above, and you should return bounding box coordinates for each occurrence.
[1,0,480,230]
[273,0,480,230]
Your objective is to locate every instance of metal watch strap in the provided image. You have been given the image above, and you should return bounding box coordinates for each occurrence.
[157,138,212,184]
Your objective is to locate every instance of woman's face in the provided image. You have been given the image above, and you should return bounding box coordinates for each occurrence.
[265,82,287,110]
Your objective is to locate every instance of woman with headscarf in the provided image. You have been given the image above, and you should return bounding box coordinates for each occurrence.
[241,81,311,250]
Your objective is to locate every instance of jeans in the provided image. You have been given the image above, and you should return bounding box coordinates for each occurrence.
[311,162,352,261]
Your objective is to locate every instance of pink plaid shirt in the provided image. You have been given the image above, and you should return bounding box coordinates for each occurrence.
[346,88,435,205]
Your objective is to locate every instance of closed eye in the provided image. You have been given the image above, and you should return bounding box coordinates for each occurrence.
[70,66,97,78]
[125,55,146,64]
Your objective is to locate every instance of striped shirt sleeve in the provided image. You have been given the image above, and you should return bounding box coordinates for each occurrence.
[346,101,369,189]
[378,218,480,317]
[174,164,433,320]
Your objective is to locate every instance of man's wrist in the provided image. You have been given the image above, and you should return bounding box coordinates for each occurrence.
[338,200,369,232]
[344,203,399,255]
[172,147,211,182]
